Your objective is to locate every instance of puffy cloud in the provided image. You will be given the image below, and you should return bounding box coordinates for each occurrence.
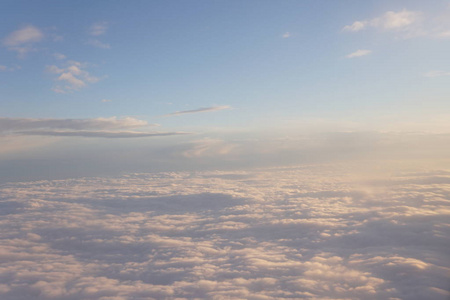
[163,105,231,117]
[346,49,372,58]
[2,25,44,57]
[0,165,448,299]
[46,60,100,92]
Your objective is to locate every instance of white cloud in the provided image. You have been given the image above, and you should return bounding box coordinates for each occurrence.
[89,22,108,36]
[282,32,291,38]
[163,105,231,117]
[424,70,450,77]
[0,165,448,299]
[2,25,44,57]
[101,99,112,103]
[343,21,367,32]
[346,49,372,58]
[46,60,100,93]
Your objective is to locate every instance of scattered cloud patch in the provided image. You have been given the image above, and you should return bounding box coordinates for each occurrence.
[343,10,421,33]
[101,99,112,103]
[346,49,372,58]
[163,105,231,117]
[46,60,100,93]
[2,25,44,57]
[282,32,291,38]
[0,166,448,299]
[89,22,108,36]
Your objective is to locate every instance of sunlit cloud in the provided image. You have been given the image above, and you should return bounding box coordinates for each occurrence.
[346,49,372,58]
[0,166,447,298]
[163,105,231,117]
[343,10,421,32]
[46,60,100,93]
[2,25,44,57]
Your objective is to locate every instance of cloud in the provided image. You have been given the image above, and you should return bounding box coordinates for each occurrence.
[0,117,188,139]
[2,25,44,57]
[163,105,231,117]
[424,70,450,77]
[101,99,112,103]
[17,130,190,138]
[86,39,111,49]
[0,165,448,299]
[346,49,372,58]
[282,32,291,38]
[46,60,100,93]
[89,22,108,36]
[53,53,66,60]
[343,10,421,32]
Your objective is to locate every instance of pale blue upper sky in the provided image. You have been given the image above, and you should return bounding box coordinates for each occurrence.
[1,0,450,181]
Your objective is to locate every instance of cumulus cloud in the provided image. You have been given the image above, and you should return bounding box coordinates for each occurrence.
[163,105,231,117]
[0,116,189,139]
[2,25,44,57]
[346,49,372,58]
[46,60,100,93]
[0,165,448,299]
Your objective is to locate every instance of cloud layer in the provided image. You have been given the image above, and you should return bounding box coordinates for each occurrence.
[0,165,448,299]
[0,117,189,139]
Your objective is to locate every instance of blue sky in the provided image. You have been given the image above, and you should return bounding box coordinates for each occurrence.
[1,0,450,181]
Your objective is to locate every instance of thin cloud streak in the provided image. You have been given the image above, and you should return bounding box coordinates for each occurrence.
[162,105,231,117]
[0,117,186,139]
[17,130,191,138]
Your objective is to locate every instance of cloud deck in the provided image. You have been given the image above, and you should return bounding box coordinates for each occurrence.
[0,165,448,299]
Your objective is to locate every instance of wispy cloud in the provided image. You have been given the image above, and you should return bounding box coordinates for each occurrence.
[0,117,188,138]
[46,60,100,93]
[343,8,450,39]
[18,130,190,138]
[343,10,421,32]
[2,25,44,57]
[346,49,372,58]
[163,105,231,117]
[424,70,450,77]
[89,22,108,36]
[282,32,291,38]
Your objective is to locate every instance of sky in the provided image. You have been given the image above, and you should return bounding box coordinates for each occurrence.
[1,0,450,181]
[1,2,450,299]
